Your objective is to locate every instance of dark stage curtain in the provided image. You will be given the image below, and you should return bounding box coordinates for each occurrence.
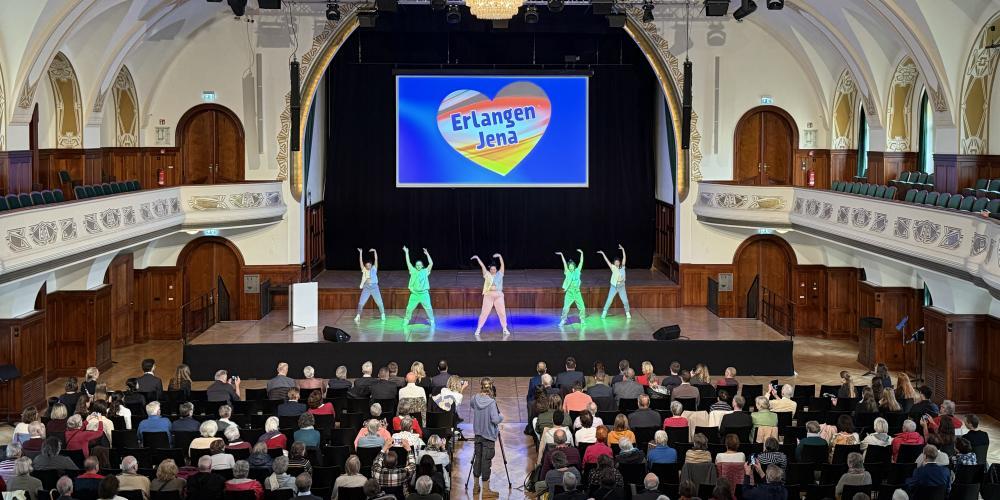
[323,31,657,270]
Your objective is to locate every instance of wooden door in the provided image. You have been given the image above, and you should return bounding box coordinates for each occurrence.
[734,107,797,185]
[734,236,793,317]
[106,253,135,348]
[213,112,244,183]
[181,109,215,184]
[182,239,242,322]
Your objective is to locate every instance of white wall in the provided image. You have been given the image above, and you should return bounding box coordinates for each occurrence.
[654,85,675,204]
[305,76,327,206]
[992,71,1000,155]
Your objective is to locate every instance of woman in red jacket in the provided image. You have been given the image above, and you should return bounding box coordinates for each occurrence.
[65,414,105,457]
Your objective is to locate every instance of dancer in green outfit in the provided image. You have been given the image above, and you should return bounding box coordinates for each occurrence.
[557,249,586,326]
[402,246,435,326]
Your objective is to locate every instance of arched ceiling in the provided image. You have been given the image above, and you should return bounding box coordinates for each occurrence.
[1,0,998,133]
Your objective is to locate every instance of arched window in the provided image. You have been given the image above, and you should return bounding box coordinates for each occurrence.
[856,105,869,178]
[918,91,934,173]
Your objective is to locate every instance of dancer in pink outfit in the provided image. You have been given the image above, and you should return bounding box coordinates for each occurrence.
[472,253,511,338]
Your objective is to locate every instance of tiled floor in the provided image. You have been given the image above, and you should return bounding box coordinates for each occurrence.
[190,307,786,344]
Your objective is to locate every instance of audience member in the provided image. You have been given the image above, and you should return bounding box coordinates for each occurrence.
[717,367,739,386]
[33,437,79,472]
[879,388,902,413]
[660,361,682,388]
[563,382,593,412]
[837,371,854,399]
[556,357,585,389]
[635,361,656,386]
[539,429,581,476]
[332,456,367,500]
[588,454,624,491]
[294,473,323,500]
[796,421,828,461]
[830,414,861,460]
[527,361,548,403]
[716,434,745,463]
[553,470,588,500]
[73,457,105,498]
[431,375,467,412]
[351,361,376,397]
[574,412,597,444]
[362,477,395,500]
[751,396,778,439]
[409,455,446,496]
[540,410,574,451]
[685,433,712,463]
[137,402,171,446]
[328,365,353,392]
[691,363,712,385]
[539,451,582,496]
[835,452,872,498]
[14,406,39,443]
[892,420,925,462]
[0,443,21,482]
[224,460,263,500]
[391,416,425,449]
[167,364,192,399]
[287,442,312,473]
[276,388,307,417]
[65,415,105,458]
[294,413,321,448]
[670,370,700,406]
[136,359,163,401]
[741,465,786,500]
[613,368,643,403]
[209,439,235,470]
[757,437,787,472]
[264,456,296,491]
[769,384,797,414]
[7,457,42,500]
[368,368,398,401]
[399,372,428,404]
[96,475,124,500]
[372,440,416,493]
[963,414,988,452]
[922,413,956,456]
[608,414,636,445]
[297,365,326,396]
[258,416,287,449]
[431,360,450,390]
[171,402,200,433]
[54,476,74,500]
[46,404,69,435]
[189,420,222,454]
[357,419,388,449]
[21,421,45,454]
[629,395,660,428]
[633,473,661,500]
[149,459,185,493]
[583,426,614,464]
[587,370,613,399]
[895,373,919,402]
[908,386,939,419]
[267,363,297,400]
[663,400,689,428]
[247,443,273,469]
[224,428,249,454]
[187,456,226,500]
[646,430,678,467]
[59,379,83,412]
[720,396,752,436]
[616,437,645,464]
[711,389,734,412]
[405,475,443,500]
[861,417,892,451]
[952,438,976,466]
[306,390,334,416]
[573,402,604,429]
[416,435,450,489]
[905,445,950,492]
[535,394,570,434]
[117,456,150,500]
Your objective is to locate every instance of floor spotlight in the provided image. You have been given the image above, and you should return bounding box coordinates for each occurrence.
[766,0,784,9]
[547,0,564,13]
[325,1,341,21]
[732,0,756,21]
[524,5,539,23]
[446,4,461,23]
[641,0,654,22]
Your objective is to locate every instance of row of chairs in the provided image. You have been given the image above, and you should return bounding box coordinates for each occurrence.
[73,180,141,199]
[961,177,1000,198]
[830,181,897,199]
[902,189,1000,213]
[0,189,66,211]
[889,170,936,192]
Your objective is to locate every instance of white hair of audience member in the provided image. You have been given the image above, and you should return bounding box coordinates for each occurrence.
[586,402,598,415]
[643,473,659,490]
[265,416,280,433]
[367,419,380,433]
[5,442,21,458]
[654,430,669,446]
[620,438,634,452]
[224,425,241,442]
[756,396,770,410]
[370,403,382,417]
[121,456,139,473]
[541,374,553,387]
[27,422,45,437]
[940,400,956,415]
[335,366,348,379]
[765,465,783,483]
[198,455,213,472]
[873,418,889,434]
[272,456,289,474]
[303,366,315,378]
[57,476,73,495]
[362,361,373,376]
[199,420,218,438]
[902,420,917,432]
[781,384,794,398]
[670,401,683,416]
[14,457,32,476]
[66,415,84,430]
[892,489,909,500]
[146,401,161,416]
[562,472,578,492]
[625,368,636,379]
[214,370,228,381]
[218,405,232,419]
[656,496,670,500]
[415,476,434,495]
[233,460,250,479]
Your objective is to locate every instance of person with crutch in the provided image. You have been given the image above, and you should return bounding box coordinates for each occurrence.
[469,377,504,494]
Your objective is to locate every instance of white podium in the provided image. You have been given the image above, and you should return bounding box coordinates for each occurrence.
[288,282,319,329]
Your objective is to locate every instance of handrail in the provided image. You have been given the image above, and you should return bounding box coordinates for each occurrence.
[181,288,217,345]
[759,286,795,339]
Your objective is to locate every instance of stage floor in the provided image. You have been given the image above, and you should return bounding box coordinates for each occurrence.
[190,307,784,344]
[312,268,675,289]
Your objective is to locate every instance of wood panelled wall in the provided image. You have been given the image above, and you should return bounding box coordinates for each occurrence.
[934,154,1000,194]
[305,203,326,280]
[679,264,735,316]
[866,152,917,186]
[45,286,113,378]
[654,201,678,282]
[856,282,923,372]
[830,150,858,184]
[1,147,180,195]
[0,311,47,418]
[923,308,985,412]
[792,149,831,189]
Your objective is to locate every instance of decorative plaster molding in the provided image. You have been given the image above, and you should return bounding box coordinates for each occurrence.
[17,80,37,110]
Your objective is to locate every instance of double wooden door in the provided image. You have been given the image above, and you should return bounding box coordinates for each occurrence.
[182,239,242,322]
[734,237,793,318]
[179,105,244,184]
[734,108,796,185]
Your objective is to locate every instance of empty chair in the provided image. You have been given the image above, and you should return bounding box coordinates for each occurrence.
[85,185,98,198]
[0,197,8,212]
[915,172,928,184]
[831,181,842,191]
[924,173,935,189]
[965,178,988,196]
[74,186,88,199]
[904,189,918,203]
[6,194,22,209]
[111,182,122,193]
[972,196,990,212]
[987,199,1000,214]
[924,192,938,206]
[132,180,142,190]
[936,192,951,207]
[101,183,113,195]
[852,183,864,194]
[947,194,963,209]
[959,196,977,211]
[41,190,56,204]
[884,186,897,199]
[19,193,33,207]
[865,184,877,196]
[874,185,886,198]
[913,190,928,204]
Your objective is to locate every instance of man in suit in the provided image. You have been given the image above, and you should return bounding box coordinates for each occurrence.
[670,370,700,407]
[555,357,584,390]
[277,388,308,417]
[633,474,663,500]
[327,365,353,392]
[660,361,682,389]
[136,359,162,401]
[720,396,753,436]
[628,395,661,429]
[431,360,450,390]
[539,429,581,478]
[186,456,225,500]
[293,473,326,500]
[351,361,377,398]
[906,445,951,492]
[369,368,400,400]
[527,361,548,404]
[612,368,644,403]
[171,403,201,433]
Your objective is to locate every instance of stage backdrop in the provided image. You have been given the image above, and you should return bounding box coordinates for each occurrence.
[324,21,658,270]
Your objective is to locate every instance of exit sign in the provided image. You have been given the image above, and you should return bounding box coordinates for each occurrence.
[760,96,774,105]
[202,91,217,102]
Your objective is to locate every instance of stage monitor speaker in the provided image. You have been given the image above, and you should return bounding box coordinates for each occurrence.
[289,60,301,152]
[681,60,692,150]
[322,326,351,343]
[859,316,883,329]
[653,324,681,341]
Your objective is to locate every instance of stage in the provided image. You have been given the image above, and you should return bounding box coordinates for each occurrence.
[183,306,795,379]
[274,268,681,310]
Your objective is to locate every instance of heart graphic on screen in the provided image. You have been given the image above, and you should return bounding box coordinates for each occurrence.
[436,82,551,176]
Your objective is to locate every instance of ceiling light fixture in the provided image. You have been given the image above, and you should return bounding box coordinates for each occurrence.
[732,0,756,21]
[466,0,525,19]
[766,0,784,10]
[325,1,341,20]
[547,0,564,13]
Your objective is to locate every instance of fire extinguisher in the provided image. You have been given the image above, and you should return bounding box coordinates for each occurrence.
[808,168,816,187]
[157,169,165,186]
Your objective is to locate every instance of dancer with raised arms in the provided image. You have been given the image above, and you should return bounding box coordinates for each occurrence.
[557,249,586,326]
[354,248,385,323]
[402,246,435,327]
[598,244,631,319]
[472,253,511,338]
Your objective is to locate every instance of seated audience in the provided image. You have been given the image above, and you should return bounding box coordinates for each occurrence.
[306,390,334,416]
[769,384,797,414]
[553,471,588,500]
[277,388,307,417]
[410,362,433,392]
[587,454,624,491]
[294,413,321,448]
[539,429,580,477]
[691,363,712,385]
[209,439,235,471]
[59,381,83,415]
[362,477,395,500]
[267,362,296,400]
[287,442,313,473]
[663,400,689,428]
[117,456,150,500]
[573,402,603,429]
[922,415,956,456]
[406,475,443,500]
[670,370,700,406]
[137,402,171,446]
[717,367,739,387]
[150,459,185,494]
[372,440,416,493]
[742,465,786,500]
[908,386,939,419]
[170,402,200,433]
[892,420,925,462]
[928,400,964,434]
[647,430,678,467]
[246,443,273,469]
[225,460,263,500]
[214,405,234,433]
[20,422,45,454]
[332,456,367,500]
[685,433,712,463]
[431,375,467,413]
[963,414,989,453]
[357,419,388,449]
[796,420,828,461]
[751,397,777,438]
[716,434,745,463]
[613,368,644,403]
[540,410,574,450]
[616,437,645,464]
[556,357,585,389]
[399,372,428,402]
[629,395,660,429]
[33,437,78,472]
[539,451,582,497]
[8,457,42,500]
[416,436,450,489]
[586,370,613,399]
[0,443,21,483]
[327,365,353,392]
[187,456,226,500]
[879,388,902,413]
[350,361,376,398]
[136,359,163,400]
[97,474,125,500]
[635,361,656,386]
[583,426,613,464]
[295,473,322,500]
[607,414,636,446]
[574,412,597,444]
[757,437,787,472]
[632,473,661,500]
[855,387,879,415]
[264,456,296,491]
[711,390,734,412]
[73,457,105,498]
[720,396,752,435]
[861,417,892,451]
[905,445,950,492]
[168,364,193,399]
[298,365,327,395]
[535,394,570,435]
[409,456,446,496]
[837,371,854,399]
[206,370,240,403]
[224,426,250,451]
[189,420,222,454]
[391,416,425,449]
[952,437,976,466]
[563,382,593,412]
[835,452,872,498]
[46,404,69,435]
[830,414,860,460]
[54,476,74,500]
[258,416,287,449]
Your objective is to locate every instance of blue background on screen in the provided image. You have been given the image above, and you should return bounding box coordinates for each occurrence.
[396,75,588,186]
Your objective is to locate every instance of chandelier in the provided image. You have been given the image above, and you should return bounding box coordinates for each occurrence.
[465,0,525,19]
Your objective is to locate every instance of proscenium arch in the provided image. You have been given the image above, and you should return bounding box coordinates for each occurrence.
[289,11,691,203]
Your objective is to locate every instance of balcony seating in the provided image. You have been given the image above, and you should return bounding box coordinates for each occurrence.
[0,189,66,212]
[889,171,935,191]
[73,180,142,200]
[830,181,897,200]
